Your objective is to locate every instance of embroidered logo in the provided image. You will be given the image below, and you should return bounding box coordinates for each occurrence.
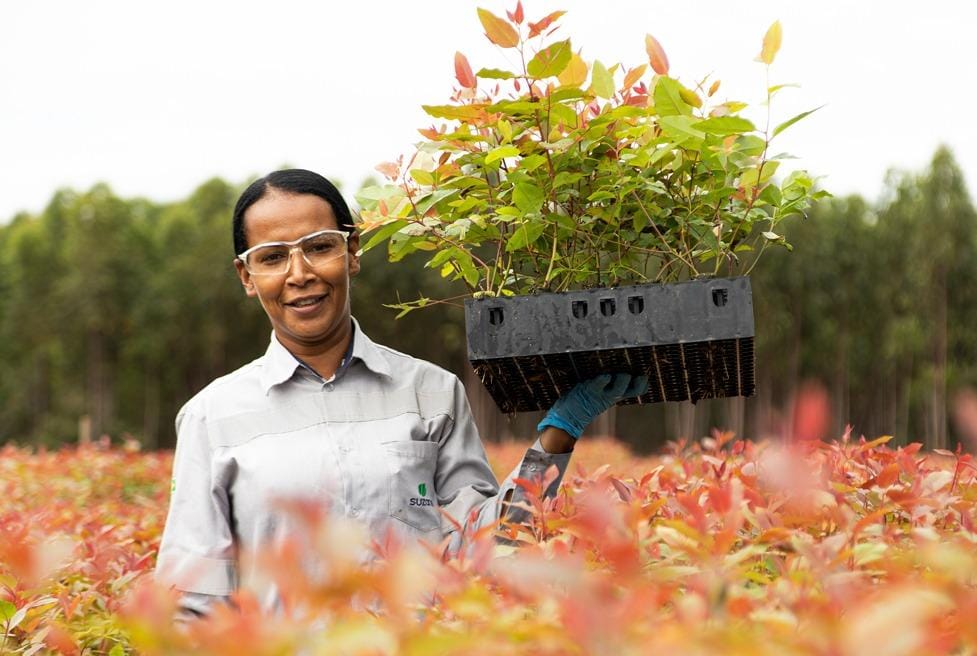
[410,482,433,507]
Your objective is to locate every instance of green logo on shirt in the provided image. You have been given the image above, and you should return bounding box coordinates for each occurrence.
[418,483,427,497]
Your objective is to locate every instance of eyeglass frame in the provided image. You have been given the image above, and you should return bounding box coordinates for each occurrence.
[236,228,353,276]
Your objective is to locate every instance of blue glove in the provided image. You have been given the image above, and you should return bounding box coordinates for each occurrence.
[537,373,649,439]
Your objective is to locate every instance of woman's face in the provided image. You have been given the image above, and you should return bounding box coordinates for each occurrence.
[234,191,360,357]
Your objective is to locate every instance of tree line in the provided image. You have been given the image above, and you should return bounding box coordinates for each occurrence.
[0,147,973,451]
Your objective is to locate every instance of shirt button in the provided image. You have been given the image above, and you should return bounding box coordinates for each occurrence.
[350,508,360,517]
[325,383,334,392]
[529,464,538,472]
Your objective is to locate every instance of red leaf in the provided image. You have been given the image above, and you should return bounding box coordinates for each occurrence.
[876,462,901,487]
[610,477,633,503]
[375,161,400,181]
[528,10,565,37]
[644,34,670,76]
[622,65,647,91]
[506,1,524,24]
[454,51,477,89]
[792,381,830,442]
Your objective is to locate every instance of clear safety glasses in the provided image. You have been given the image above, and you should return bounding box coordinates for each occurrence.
[237,229,351,276]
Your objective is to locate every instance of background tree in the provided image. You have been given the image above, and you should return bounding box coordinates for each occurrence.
[1,147,975,452]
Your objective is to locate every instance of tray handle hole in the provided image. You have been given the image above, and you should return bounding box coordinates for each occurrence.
[627,296,644,315]
[600,298,616,316]
[488,307,505,326]
[571,300,588,319]
[712,288,729,307]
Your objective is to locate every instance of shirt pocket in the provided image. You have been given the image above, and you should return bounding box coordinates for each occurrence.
[383,440,440,532]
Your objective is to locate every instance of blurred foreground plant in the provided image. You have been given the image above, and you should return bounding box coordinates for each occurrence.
[3,435,977,655]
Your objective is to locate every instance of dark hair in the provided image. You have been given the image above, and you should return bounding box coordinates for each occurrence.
[232,169,355,255]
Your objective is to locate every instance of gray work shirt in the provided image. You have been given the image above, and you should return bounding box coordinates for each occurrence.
[155,318,571,609]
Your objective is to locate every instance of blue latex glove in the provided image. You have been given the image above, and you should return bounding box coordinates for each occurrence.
[537,373,650,439]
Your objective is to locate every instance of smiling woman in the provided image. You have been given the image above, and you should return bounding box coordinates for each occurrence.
[152,168,647,618]
[233,188,359,379]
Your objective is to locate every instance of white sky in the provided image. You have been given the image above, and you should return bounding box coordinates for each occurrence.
[1,1,974,220]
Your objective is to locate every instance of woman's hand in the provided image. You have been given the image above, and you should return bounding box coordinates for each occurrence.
[537,374,649,444]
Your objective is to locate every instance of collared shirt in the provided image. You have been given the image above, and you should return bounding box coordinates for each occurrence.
[155,318,571,609]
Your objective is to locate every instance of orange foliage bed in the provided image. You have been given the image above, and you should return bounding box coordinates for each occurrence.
[1,435,976,654]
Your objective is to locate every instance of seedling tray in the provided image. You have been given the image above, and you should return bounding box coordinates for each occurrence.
[465,277,755,413]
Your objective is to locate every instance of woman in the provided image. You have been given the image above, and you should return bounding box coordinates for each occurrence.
[154,169,646,615]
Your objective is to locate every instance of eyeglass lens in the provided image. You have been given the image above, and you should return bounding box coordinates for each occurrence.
[247,232,347,274]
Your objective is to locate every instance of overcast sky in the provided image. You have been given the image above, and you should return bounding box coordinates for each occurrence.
[1,1,974,221]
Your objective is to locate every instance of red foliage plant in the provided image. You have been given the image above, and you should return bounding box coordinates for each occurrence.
[1,432,977,655]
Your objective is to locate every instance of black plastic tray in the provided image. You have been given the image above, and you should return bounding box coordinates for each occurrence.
[465,277,755,413]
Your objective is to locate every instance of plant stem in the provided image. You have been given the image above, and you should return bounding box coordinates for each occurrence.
[743,239,770,276]
[543,228,560,287]
[630,190,696,271]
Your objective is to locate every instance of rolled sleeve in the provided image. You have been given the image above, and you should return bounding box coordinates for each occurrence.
[434,378,500,528]
[155,404,237,597]
[435,378,572,545]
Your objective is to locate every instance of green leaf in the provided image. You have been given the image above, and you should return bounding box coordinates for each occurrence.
[587,190,616,203]
[852,542,888,566]
[768,83,800,95]
[498,119,512,143]
[456,251,480,288]
[527,39,573,78]
[591,59,615,99]
[421,104,486,121]
[694,116,756,136]
[427,246,457,269]
[360,219,408,253]
[653,77,692,117]
[410,168,435,185]
[476,67,516,79]
[773,106,823,137]
[548,87,587,103]
[513,182,545,214]
[354,184,403,206]
[444,218,473,239]
[548,103,579,129]
[414,188,459,215]
[485,144,520,164]
[506,221,546,251]
[758,184,783,205]
[739,168,761,189]
[518,154,548,172]
[0,599,15,622]
[758,160,780,183]
[658,115,705,144]
[552,171,583,187]
[735,134,767,157]
[487,99,541,115]
[447,197,483,213]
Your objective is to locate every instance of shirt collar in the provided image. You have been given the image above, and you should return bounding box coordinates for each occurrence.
[348,317,392,379]
[259,317,391,394]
